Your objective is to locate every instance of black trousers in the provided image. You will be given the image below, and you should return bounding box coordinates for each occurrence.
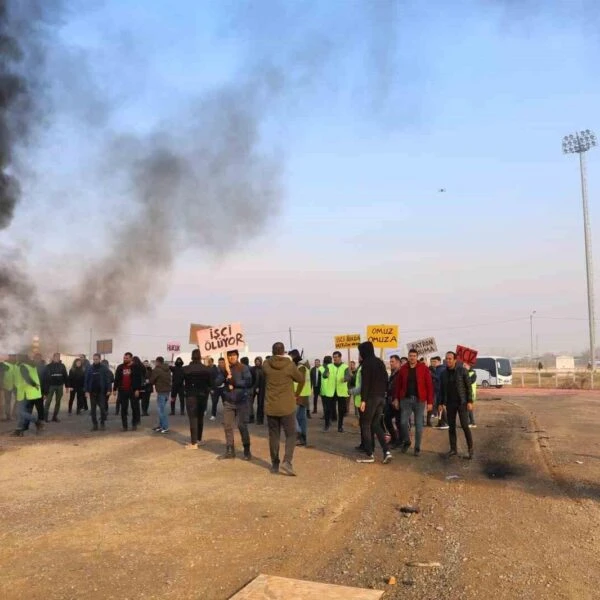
[312,390,320,413]
[170,388,185,414]
[384,403,402,445]
[69,388,86,413]
[325,394,346,430]
[361,400,389,457]
[186,395,208,444]
[90,391,107,425]
[23,398,43,430]
[118,390,140,428]
[211,388,226,417]
[141,389,151,415]
[253,387,265,423]
[447,403,473,451]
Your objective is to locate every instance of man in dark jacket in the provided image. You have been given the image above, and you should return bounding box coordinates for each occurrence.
[395,348,434,457]
[263,343,305,475]
[430,356,448,429]
[355,342,392,464]
[170,357,185,416]
[209,357,227,421]
[383,354,402,449]
[220,350,253,460]
[114,352,144,431]
[439,351,474,459]
[182,350,216,447]
[43,353,69,422]
[85,353,111,431]
[249,356,266,424]
[310,359,322,416]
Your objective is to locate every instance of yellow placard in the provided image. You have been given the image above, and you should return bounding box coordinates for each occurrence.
[334,334,361,349]
[366,324,399,349]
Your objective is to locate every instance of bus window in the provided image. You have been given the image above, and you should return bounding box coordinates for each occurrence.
[475,358,496,376]
[497,359,512,376]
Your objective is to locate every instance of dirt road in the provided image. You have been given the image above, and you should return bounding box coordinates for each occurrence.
[1,391,599,599]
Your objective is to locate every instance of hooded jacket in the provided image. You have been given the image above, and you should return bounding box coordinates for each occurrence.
[357,342,388,406]
[263,354,305,417]
[150,363,172,394]
[170,359,185,391]
[43,361,69,391]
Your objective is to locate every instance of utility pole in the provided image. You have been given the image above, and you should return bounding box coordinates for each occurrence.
[289,327,293,349]
[530,310,536,363]
[563,130,597,372]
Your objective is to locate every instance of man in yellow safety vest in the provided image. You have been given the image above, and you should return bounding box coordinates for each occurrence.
[12,355,44,436]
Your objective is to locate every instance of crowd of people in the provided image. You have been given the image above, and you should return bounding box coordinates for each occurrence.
[0,342,478,473]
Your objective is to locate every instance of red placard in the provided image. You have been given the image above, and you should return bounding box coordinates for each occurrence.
[456,345,478,366]
[167,342,181,352]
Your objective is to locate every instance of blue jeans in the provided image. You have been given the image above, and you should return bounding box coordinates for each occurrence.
[157,393,169,430]
[296,405,307,439]
[17,400,39,430]
[400,397,425,450]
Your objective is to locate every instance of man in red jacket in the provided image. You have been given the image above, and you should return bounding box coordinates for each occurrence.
[394,348,434,456]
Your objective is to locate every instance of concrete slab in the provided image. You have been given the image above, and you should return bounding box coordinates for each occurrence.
[230,574,384,600]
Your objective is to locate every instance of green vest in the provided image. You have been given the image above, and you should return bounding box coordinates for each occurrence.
[468,369,477,402]
[320,364,335,398]
[15,363,41,401]
[354,366,362,407]
[331,363,349,397]
[2,362,15,391]
[293,364,312,397]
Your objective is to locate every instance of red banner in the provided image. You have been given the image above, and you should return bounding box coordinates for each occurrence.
[456,345,478,366]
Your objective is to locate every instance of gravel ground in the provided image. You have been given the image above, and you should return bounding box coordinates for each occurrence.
[1,391,599,599]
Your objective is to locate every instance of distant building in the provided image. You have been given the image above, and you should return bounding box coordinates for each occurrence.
[555,355,575,371]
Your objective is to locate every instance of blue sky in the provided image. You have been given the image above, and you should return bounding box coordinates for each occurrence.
[11,0,600,359]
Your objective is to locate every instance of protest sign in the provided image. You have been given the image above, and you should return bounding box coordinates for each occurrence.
[456,344,478,365]
[334,334,361,349]
[197,323,245,355]
[406,337,437,356]
[167,342,181,352]
[366,324,399,349]
[188,323,212,344]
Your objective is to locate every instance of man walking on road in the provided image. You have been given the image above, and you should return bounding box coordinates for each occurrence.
[263,343,305,475]
[310,358,323,417]
[85,353,111,431]
[210,357,228,421]
[395,348,434,457]
[322,351,351,433]
[150,356,172,434]
[249,356,265,425]
[439,351,474,459]
[1,354,17,421]
[114,352,144,431]
[355,342,392,465]
[183,349,215,447]
[220,350,253,460]
[43,353,69,422]
[11,355,44,437]
[289,350,311,447]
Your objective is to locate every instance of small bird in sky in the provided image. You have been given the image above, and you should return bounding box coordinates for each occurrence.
[438,188,446,193]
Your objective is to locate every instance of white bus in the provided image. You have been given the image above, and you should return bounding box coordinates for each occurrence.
[473,356,512,388]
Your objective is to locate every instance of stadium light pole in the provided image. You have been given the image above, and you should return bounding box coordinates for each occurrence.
[563,129,597,369]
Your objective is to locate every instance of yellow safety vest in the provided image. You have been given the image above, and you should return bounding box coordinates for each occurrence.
[330,363,349,397]
[14,363,41,401]
[292,364,312,397]
[320,364,334,398]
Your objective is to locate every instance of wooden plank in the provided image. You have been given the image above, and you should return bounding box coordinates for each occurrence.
[230,574,384,600]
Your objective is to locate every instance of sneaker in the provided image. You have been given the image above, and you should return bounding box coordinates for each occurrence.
[11,429,24,437]
[414,448,421,457]
[100,423,106,431]
[197,440,207,447]
[35,420,44,432]
[52,417,61,423]
[401,443,411,454]
[338,427,344,433]
[242,449,252,461]
[152,426,162,432]
[356,455,375,464]
[467,449,474,460]
[270,463,280,474]
[383,452,393,464]
[280,461,296,476]
[91,424,99,431]
[439,424,450,430]
[445,450,458,459]
[184,442,198,450]
[469,424,477,429]
[209,416,216,421]
[323,427,330,433]
[160,429,169,434]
